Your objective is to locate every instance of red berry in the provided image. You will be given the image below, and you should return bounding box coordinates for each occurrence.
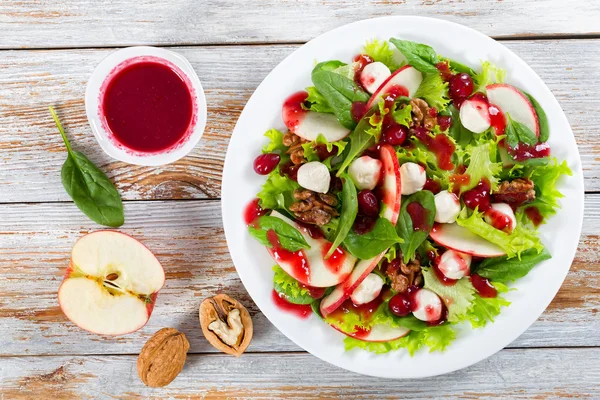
[314,144,337,161]
[279,162,300,181]
[253,153,280,175]
[449,73,474,103]
[382,124,408,146]
[389,293,412,317]
[352,215,377,235]
[463,179,491,212]
[357,190,380,217]
[437,115,452,131]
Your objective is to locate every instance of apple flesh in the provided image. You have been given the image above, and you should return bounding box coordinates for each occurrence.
[366,65,423,109]
[430,222,506,258]
[486,84,539,137]
[267,211,356,287]
[58,231,165,336]
[320,144,401,316]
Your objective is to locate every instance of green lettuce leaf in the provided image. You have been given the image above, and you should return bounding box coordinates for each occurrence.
[422,267,475,323]
[257,169,300,210]
[463,282,511,328]
[473,60,506,92]
[414,72,450,111]
[261,128,288,156]
[363,39,401,71]
[303,86,333,114]
[524,158,572,223]
[301,134,348,165]
[457,142,503,194]
[272,265,314,304]
[447,104,473,147]
[396,138,451,187]
[392,104,412,127]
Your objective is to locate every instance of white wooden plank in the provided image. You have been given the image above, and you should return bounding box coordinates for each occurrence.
[0,0,599,49]
[0,40,598,203]
[0,196,597,356]
[1,349,599,398]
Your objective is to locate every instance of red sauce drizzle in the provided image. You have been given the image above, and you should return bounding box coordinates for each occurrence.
[433,264,458,286]
[351,101,369,123]
[321,243,347,274]
[353,54,374,90]
[244,198,267,225]
[267,230,310,284]
[301,285,326,299]
[485,208,512,231]
[407,286,448,326]
[413,127,455,170]
[470,274,497,298]
[407,202,429,232]
[383,85,409,111]
[508,142,551,161]
[525,206,544,227]
[423,178,442,194]
[296,221,324,239]
[282,91,309,132]
[329,296,384,323]
[352,326,371,339]
[435,61,454,82]
[449,172,471,195]
[488,103,506,136]
[271,290,312,318]
[463,179,492,212]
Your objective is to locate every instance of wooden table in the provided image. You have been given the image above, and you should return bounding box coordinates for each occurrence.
[1,1,599,398]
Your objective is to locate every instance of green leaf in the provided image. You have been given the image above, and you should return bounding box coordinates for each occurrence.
[50,107,124,227]
[396,139,451,187]
[343,218,403,260]
[505,113,538,148]
[473,60,506,93]
[422,267,475,323]
[392,104,413,127]
[326,176,358,258]
[447,104,473,147]
[414,72,450,111]
[261,128,287,154]
[448,59,475,75]
[397,191,436,263]
[522,91,550,143]
[254,215,310,252]
[248,226,270,246]
[463,282,511,328]
[311,61,370,130]
[389,38,439,73]
[457,142,503,194]
[523,158,572,223]
[363,39,401,71]
[473,247,551,282]
[272,265,314,304]
[303,86,334,114]
[257,168,300,210]
[301,134,348,165]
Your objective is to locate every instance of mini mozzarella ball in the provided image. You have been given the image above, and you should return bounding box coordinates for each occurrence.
[400,162,426,195]
[438,250,472,280]
[350,274,384,305]
[360,62,391,94]
[348,156,382,190]
[459,97,491,134]
[297,161,331,194]
[412,288,443,322]
[434,190,461,223]
[484,203,517,233]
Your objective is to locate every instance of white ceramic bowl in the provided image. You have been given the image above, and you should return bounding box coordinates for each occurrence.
[85,46,207,166]
[221,16,584,378]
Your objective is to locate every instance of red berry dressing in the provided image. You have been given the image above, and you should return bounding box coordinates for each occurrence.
[433,264,458,286]
[525,206,544,227]
[352,326,371,339]
[435,61,454,82]
[282,91,309,132]
[301,285,326,299]
[437,115,452,132]
[413,127,456,171]
[244,198,268,225]
[423,178,442,194]
[508,142,551,161]
[353,215,377,235]
[470,274,497,298]
[485,207,512,231]
[330,295,384,323]
[321,243,347,274]
[272,290,312,319]
[353,54,374,90]
[266,230,311,284]
[488,104,506,136]
[357,190,380,216]
[297,221,324,239]
[314,144,338,161]
[351,101,369,123]
[383,85,409,111]
[449,172,471,196]
[407,202,430,232]
[463,179,491,212]
[253,153,280,175]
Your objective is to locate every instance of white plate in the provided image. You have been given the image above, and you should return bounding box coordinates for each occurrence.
[221,16,584,378]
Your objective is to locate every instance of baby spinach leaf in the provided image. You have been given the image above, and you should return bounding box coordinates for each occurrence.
[397,191,436,263]
[448,59,475,75]
[389,38,439,73]
[447,104,473,147]
[311,61,370,130]
[343,218,403,260]
[522,91,550,143]
[505,113,538,148]
[250,215,310,252]
[473,247,551,283]
[50,107,124,227]
[326,175,357,258]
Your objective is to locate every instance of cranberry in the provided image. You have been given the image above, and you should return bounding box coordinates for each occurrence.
[253,153,280,175]
[449,73,474,104]
[463,179,491,212]
[280,162,300,181]
[423,178,441,194]
[389,293,412,317]
[435,61,454,82]
[357,190,380,216]
[382,123,408,146]
[353,215,377,235]
[314,144,338,161]
[351,101,369,123]
[437,115,452,131]
[428,107,438,118]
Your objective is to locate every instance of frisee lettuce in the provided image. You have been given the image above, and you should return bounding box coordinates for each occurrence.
[523,158,572,223]
[262,129,288,155]
[363,39,401,71]
[473,60,506,92]
[414,72,450,111]
[257,168,299,210]
[303,86,333,114]
[301,134,347,166]
[462,282,511,328]
[458,142,503,194]
[392,104,412,127]
[422,267,475,323]
[397,138,451,187]
[272,265,314,304]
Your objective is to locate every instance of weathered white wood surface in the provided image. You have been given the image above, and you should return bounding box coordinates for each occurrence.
[0,197,597,356]
[1,39,599,203]
[1,349,599,398]
[1,0,599,49]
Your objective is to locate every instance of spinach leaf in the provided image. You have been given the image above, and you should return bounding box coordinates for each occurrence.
[343,218,403,260]
[505,113,538,148]
[250,215,310,252]
[448,59,475,75]
[397,191,436,263]
[311,61,370,130]
[326,175,358,258]
[50,107,124,227]
[336,106,383,176]
[447,104,473,146]
[473,247,551,283]
[391,314,429,331]
[522,91,550,143]
[389,38,439,73]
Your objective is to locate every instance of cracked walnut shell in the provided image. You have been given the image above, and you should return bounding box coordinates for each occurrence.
[199,294,253,357]
[137,327,190,388]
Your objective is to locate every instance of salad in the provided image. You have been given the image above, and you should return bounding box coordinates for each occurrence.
[245,38,571,355]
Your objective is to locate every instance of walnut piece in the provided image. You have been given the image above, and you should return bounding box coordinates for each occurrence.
[384,256,423,293]
[283,132,308,165]
[410,98,437,130]
[199,294,253,357]
[289,189,339,226]
[137,327,190,388]
[492,178,536,208]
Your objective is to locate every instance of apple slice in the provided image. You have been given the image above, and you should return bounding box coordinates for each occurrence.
[320,144,401,316]
[331,322,410,342]
[366,65,423,109]
[282,91,350,142]
[486,84,539,137]
[430,222,506,258]
[58,231,165,335]
[266,211,356,287]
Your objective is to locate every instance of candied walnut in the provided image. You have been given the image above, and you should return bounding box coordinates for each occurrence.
[283,132,309,165]
[289,189,339,226]
[317,193,338,207]
[410,98,437,130]
[282,132,302,147]
[295,208,333,226]
[385,256,423,293]
[492,178,536,208]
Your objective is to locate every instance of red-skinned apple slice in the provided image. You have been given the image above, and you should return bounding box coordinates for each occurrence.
[282,91,350,142]
[430,222,506,258]
[58,231,165,335]
[330,322,410,342]
[486,84,539,137]
[266,211,356,287]
[320,144,401,316]
[366,65,423,109]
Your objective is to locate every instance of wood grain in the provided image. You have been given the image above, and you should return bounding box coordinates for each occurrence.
[0,196,597,356]
[0,40,599,203]
[1,0,599,49]
[1,349,599,398]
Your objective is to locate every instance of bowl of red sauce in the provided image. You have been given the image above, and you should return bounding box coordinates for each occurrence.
[85,47,207,166]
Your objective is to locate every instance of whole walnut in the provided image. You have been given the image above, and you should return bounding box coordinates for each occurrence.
[137,328,190,388]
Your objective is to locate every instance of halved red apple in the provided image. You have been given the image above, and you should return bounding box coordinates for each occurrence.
[266,211,356,287]
[320,144,401,316]
[58,231,165,336]
[366,65,423,109]
[486,84,539,137]
[430,222,506,258]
